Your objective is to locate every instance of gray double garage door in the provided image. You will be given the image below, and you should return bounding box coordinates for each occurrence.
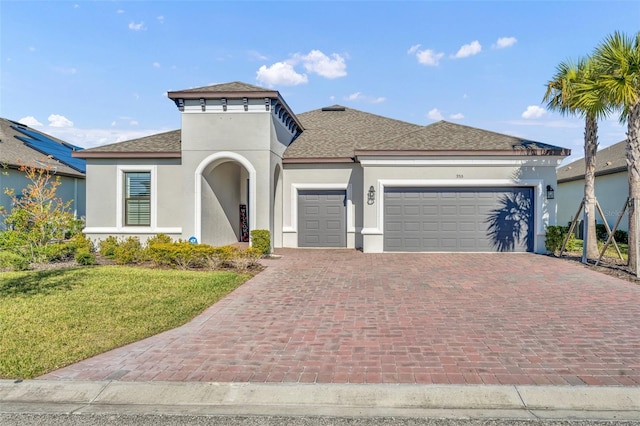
[298,187,534,252]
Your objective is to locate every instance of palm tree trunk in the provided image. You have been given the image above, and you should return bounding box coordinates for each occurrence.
[627,102,640,273]
[584,116,599,259]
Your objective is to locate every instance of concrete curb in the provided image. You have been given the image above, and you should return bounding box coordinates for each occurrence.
[1,380,640,420]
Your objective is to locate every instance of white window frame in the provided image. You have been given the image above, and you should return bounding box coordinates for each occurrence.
[116,165,157,231]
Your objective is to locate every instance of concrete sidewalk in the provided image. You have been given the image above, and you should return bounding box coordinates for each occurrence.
[2,380,639,421]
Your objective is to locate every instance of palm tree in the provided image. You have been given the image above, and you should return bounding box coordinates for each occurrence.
[543,56,611,260]
[592,31,640,272]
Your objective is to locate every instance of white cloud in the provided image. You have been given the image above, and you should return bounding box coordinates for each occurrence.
[116,9,124,14]
[248,50,268,61]
[256,62,308,86]
[18,116,43,127]
[344,92,385,104]
[28,46,36,52]
[157,15,164,24]
[152,62,160,68]
[453,40,482,58]
[521,105,546,119]
[414,48,445,66]
[111,121,117,127]
[427,108,444,120]
[449,113,464,120]
[494,36,517,49]
[407,44,421,55]
[130,120,139,126]
[256,49,347,85]
[295,50,347,79]
[48,114,73,128]
[128,21,146,31]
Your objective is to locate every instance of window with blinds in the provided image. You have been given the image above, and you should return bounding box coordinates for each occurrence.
[125,172,151,226]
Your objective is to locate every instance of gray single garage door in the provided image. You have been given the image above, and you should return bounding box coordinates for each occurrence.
[384,187,533,252]
[298,190,346,247]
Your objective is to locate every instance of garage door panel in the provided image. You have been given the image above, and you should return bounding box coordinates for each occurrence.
[298,190,346,248]
[384,187,533,252]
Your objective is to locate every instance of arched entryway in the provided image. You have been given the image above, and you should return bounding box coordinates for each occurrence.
[194,152,256,246]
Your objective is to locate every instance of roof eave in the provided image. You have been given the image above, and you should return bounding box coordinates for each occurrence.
[354,149,571,157]
[283,157,355,164]
[167,90,280,100]
[73,151,181,159]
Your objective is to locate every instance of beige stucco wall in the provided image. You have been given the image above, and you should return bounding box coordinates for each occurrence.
[180,108,296,246]
[358,157,562,253]
[557,171,629,232]
[82,158,182,242]
[280,163,363,249]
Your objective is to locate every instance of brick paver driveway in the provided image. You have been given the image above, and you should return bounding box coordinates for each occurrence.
[42,249,640,386]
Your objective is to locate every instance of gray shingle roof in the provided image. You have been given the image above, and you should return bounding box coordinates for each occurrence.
[0,117,85,177]
[557,140,627,182]
[176,81,273,94]
[284,106,422,159]
[284,107,568,159]
[73,130,181,157]
[372,120,564,152]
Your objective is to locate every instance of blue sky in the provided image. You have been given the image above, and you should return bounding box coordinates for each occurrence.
[1,1,639,164]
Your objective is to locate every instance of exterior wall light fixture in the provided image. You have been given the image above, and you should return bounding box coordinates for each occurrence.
[367,185,376,205]
[546,185,555,200]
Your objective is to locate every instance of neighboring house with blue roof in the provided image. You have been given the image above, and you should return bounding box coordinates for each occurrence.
[0,118,86,229]
[557,140,628,232]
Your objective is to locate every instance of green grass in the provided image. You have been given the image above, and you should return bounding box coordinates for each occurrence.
[564,239,629,260]
[0,266,249,379]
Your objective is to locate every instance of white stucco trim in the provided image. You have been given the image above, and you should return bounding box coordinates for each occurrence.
[358,158,563,167]
[284,183,353,233]
[115,165,157,231]
[83,227,182,234]
[366,178,547,252]
[194,151,257,243]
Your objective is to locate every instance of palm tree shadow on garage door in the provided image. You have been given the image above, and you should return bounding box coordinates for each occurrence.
[485,191,534,252]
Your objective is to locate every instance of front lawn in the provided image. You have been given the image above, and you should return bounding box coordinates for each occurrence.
[0,266,249,379]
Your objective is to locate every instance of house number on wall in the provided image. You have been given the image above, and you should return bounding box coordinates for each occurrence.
[456,174,464,179]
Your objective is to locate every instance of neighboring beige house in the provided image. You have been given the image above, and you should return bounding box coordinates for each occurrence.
[74,81,570,253]
[0,117,86,229]
[557,140,628,232]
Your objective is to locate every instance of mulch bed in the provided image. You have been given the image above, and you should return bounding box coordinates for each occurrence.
[554,253,640,285]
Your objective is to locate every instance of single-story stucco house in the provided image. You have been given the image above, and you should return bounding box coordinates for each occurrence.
[74,81,570,253]
[0,117,86,229]
[557,139,628,232]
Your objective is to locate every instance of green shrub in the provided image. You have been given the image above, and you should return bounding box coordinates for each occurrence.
[113,237,145,265]
[545,225,569,254]
[0,251,30,271]
[71,233,95,253]
[232,247,263,271]
[40,242,75,262]
[595,224,608,241]
[250,230,271,255]
[75,249,96,266]
[614,229,628,244]
[99,236,120,259]
[146,233,173,247]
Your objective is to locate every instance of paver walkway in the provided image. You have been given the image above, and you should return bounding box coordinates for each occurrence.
[41,250,640,385]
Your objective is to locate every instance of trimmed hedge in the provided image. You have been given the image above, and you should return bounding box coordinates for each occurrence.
[250,230,271,255]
